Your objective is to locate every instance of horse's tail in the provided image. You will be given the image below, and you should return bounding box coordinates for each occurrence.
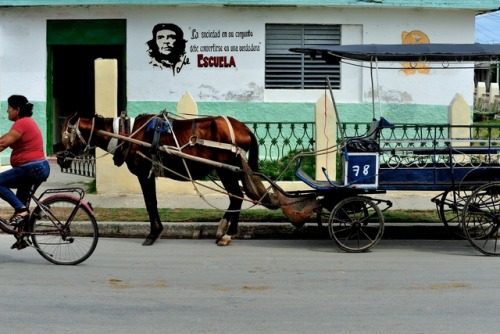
[241,130,280,210]
[247,131,259,173]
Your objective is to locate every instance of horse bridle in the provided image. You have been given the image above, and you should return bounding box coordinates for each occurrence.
[63,114,96,153]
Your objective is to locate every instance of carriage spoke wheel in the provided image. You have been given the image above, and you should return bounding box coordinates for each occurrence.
[328,196,384,253]
[462,182,500,256]
[437,190,472,239]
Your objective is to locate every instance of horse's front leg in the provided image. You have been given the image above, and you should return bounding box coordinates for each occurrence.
[216,171,243,246]
[216,207,242,246]
[138,174,163,246]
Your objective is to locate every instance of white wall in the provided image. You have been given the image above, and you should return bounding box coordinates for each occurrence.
[0,6,477,106]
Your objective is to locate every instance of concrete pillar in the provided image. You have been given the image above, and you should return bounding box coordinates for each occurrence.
[314,94,336,181]
[490,83,499,111]
[448,93,470,149]
[176,92,198,119]
[476,82,486,109]
[94,59,124,193]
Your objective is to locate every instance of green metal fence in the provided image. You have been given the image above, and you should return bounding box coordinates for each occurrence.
[248,122,316,161]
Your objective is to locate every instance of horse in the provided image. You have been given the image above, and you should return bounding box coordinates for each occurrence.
[57,112,278,246]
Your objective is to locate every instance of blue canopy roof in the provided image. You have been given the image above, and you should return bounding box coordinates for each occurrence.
[290,44,500,63]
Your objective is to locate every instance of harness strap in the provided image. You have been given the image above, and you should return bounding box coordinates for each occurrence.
[148,117,166,177]
[222,116,236,145]
[72,119,87,146]
[192,138,240,154]
[150,118,163,155]
[186,116,240,154]
[107,116,135,150]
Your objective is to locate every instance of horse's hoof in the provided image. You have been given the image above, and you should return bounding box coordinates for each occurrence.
[217,235,232,246]
[216,219,229,239]
[142,238,155,246]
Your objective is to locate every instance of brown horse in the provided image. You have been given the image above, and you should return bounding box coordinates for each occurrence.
[58,112,277,246]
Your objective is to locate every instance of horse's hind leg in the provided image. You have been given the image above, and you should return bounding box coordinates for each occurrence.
[216,169,243,246]
[138,174,164,246]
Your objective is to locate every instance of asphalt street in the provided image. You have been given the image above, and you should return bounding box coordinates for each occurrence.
[1,237,499,334]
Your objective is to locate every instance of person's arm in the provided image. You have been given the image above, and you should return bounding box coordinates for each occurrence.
[0,129,21,153]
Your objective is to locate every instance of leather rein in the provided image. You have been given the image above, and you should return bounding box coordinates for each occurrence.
[63,115,96,153]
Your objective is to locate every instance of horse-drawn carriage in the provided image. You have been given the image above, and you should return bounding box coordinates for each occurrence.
[59,43,500,255]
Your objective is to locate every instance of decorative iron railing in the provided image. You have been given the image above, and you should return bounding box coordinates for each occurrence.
[342,122,500,168]
[60,151,96,178]
[60,121,316,177]
[248,122,316,161]
[342,122,500,147]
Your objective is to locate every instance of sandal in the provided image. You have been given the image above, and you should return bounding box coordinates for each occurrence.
[9,208,29,226]
[11,238,30,250]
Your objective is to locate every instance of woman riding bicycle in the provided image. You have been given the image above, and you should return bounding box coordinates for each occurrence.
[0,95,50,226]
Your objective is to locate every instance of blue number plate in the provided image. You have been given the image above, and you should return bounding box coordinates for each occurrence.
[344,153,379,188]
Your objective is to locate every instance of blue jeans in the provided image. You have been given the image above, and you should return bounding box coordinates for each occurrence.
[0,159,50,210]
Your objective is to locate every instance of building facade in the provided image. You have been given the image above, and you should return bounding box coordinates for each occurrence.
[0,1,498,160]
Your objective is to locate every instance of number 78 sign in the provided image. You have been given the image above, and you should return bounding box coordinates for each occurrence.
[344,153,379,188]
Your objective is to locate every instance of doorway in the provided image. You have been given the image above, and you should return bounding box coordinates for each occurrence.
[47,19,126,155]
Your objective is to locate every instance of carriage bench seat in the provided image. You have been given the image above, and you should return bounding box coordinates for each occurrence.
[343,117,393,153]
[294,158,337,190]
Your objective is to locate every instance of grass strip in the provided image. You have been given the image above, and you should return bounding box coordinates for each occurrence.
[0,207,441,223]
[91,208,441,223]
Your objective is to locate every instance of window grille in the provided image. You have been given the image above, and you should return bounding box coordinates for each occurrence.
[265,24,341,89]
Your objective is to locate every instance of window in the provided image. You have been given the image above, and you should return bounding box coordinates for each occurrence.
[265,24,341,89]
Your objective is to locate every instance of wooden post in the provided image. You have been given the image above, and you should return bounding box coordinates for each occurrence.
[314,94,336,181]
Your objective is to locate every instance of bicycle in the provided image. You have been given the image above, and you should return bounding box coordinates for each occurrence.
[0,184,98,265]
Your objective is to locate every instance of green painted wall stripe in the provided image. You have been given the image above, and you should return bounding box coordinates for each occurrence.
[126,101,457,124]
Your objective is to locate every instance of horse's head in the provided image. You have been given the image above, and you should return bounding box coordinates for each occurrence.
[56,114,92,169]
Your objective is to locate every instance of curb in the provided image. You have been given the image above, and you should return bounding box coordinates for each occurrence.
[96,222,455,241]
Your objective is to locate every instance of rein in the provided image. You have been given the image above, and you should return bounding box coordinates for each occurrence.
[64,115,96,153]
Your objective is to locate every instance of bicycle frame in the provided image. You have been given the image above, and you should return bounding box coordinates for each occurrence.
[0,187,98,265]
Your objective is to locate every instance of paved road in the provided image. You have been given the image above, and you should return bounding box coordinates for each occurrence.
[1,236,499,334]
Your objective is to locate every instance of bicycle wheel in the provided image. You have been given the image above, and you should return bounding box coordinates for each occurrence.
[30,195,99,265]
[328,196,384,252]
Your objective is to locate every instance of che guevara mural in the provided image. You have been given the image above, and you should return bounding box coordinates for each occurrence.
[147,23,190,75]
[147,22,260,77]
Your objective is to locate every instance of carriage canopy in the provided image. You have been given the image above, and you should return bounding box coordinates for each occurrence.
[289,43,500,63]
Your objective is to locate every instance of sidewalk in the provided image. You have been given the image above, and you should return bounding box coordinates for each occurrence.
[32,160,451,241]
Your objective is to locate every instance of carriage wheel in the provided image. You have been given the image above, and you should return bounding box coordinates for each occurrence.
[328,196,384,253]
[462,182,500,256]
[436,190,472,239]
